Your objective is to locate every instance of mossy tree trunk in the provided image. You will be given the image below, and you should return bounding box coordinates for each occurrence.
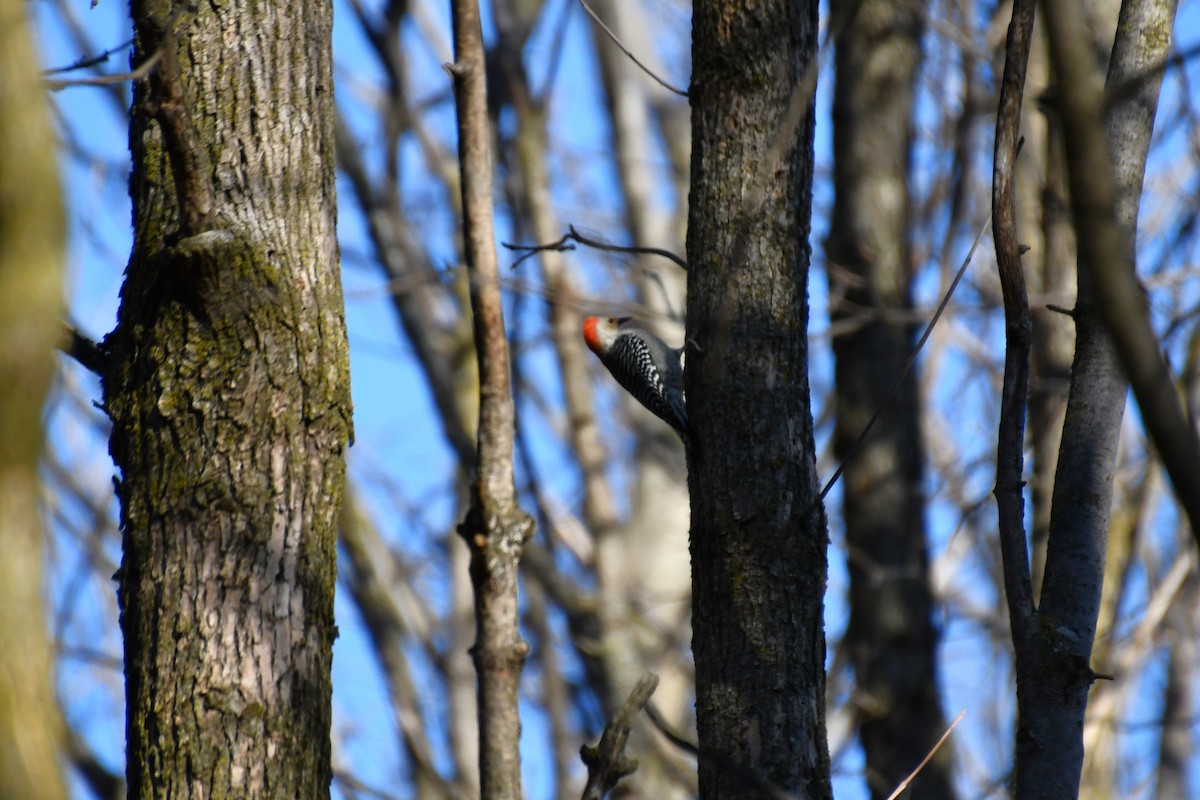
[686,0,831,796]
[101,0,351,797]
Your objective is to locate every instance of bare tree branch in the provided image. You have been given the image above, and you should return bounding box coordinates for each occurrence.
[1044,0,1200,546]
[884,708,966,800]
[504,225,689,272]
[63,719,124,800]
[447,0,536,795]
[991,0,1037,646]
[60,323,107,377]
[580,673,659,800]
[817,215,991,509]
[45,47,160,90]
[577,0,687,97]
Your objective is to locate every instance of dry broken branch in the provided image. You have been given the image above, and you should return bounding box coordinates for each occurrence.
[580,673,659,800]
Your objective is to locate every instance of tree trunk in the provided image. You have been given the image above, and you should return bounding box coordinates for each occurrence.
[1015,0,1177,795]
[448,0,536,794]
[687,0,830,796]
[103,1,351,797]
[826,2,955,797]
[0,4,69,798]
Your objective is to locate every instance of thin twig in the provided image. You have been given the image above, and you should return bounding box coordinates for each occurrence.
[991,0,1037,643]
[45,48,163,91]
[503,233,576,269]
[42,37,134,76]
[568,226,688,271]
[577,0,687,97]
[884,708,966,800]
[816,215,991,506]
[579,673,659,800]
[503,225,688,271]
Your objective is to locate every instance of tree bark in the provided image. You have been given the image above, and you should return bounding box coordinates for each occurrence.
[1006,0,1179,795]
[826,2,955,796]
[104,1,351,797]
[687,0,830,796]
[1044,0,1198,540]
[449,0,536,795]
[0,3,69,798]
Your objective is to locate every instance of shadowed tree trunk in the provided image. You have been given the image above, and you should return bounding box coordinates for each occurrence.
[101,0,351,796]
[825,2,956,796]
[0,4,68,798]
[687,0,830,796]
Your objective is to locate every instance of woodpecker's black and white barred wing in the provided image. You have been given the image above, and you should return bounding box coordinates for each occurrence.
[602,333,687,436]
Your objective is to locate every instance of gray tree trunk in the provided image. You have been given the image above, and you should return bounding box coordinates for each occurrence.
[1016,0,1178,795]
[104,0,351,796]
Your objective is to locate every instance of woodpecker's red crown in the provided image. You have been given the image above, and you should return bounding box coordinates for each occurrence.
[582,316,629,355]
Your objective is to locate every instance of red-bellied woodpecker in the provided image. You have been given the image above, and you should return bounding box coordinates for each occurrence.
[582,315,698,456]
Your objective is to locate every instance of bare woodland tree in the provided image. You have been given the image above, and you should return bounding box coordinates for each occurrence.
[71,0,352,796]
[992,0,1180,795]
[24,0,1200,797]
[687,0,832,795]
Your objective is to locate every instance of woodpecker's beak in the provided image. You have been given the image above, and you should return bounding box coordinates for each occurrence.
[616,316,633,325]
